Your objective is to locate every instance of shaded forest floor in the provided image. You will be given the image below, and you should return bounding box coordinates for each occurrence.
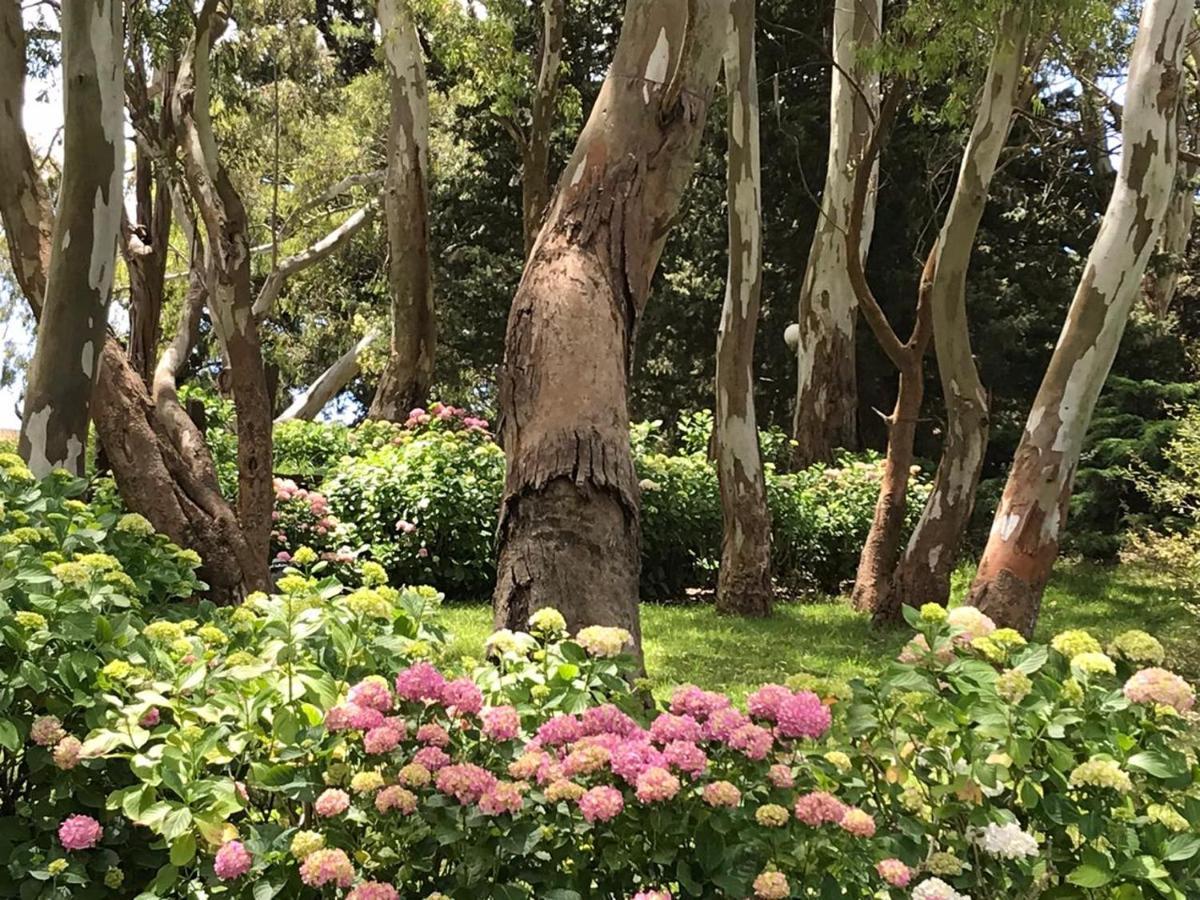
[435,561,1200,702]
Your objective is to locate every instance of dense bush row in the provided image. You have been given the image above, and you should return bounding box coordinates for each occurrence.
[268,406,928,598]
[2,464,1198,898]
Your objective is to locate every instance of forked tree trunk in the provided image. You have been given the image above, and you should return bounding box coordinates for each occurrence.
[967,0,1191,634]
[520,0,565,256]
[493,0,727,654]
[369,0,436,421]
[0,0,52,317]
[894,9,1032,608]
[790,0,881,466]
[18,0,123,476]
[714,0,772,617]
[173,0,272,589]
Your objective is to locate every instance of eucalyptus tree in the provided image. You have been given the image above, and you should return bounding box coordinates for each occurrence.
[714,0,772,616]
[493,0,729,655]
[788,0,881,466]
[968,0,1194,633]
[17,0,123,477]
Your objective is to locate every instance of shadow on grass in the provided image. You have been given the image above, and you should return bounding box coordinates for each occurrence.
[435,561,1200,699]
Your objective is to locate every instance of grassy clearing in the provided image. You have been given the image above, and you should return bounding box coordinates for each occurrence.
[434,561,1200,701]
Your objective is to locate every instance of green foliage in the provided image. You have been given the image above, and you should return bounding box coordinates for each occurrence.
[273,419,353,482]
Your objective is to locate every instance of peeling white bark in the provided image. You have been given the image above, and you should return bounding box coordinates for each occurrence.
[969,0,1193,633]
[277,330,381,422]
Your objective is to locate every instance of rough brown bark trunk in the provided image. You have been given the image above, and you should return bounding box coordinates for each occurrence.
[714,0,772,617]
[18,0,124,476]
[967,0,1191,634]
[493,0,727,655]
[519,0,565,256]
[0,0,52,317]
[173,0,272,589]
[790,0,881,466]
[369,0,436,421]
[893,9,1032,609]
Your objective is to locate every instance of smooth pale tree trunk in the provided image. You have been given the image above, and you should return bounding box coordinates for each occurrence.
[493,0,727,654]
[0,0,52,316]
[369,0,436,421]
[277,330,381,422]
[519,0,565,256]
[894,9,1031,608]
[173,0,273,590]
[714,0,772,617]
[790,0,881,466]
[19,0,123,476]
[967,0,1192,634]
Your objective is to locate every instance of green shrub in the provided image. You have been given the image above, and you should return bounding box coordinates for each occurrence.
[273,420,352,483]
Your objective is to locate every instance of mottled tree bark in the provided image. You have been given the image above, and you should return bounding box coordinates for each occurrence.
[369,0,436,421]
[894,9,1032,609]
[493,0,727,655]
[968,0,1191,634]
[0,0,52,317]
[19,0,124,476]
[714,0,772,617]
[790,0,881,466]
[173,0,272,590]
[277,329,380,422]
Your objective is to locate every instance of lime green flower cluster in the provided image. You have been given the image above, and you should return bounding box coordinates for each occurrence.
[116,513,156,536]
[1050,629,1102,659]
[1107,629,1165,666]
[14,611,47,631]
[1070,651,1116,677]
[291,546,319,566]
[529,607,567,635]
[995,669,1032,704]
[0,452,33,481]
[143,621,186,644]
[918,603,948,624]
[1069,757,1133,793]
[51,562,92,589]
[345,588,392,619]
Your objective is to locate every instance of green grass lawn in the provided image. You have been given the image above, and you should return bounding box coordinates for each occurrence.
[433,561,1200,701]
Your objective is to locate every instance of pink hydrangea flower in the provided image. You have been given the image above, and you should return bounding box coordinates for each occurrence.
[537,714,584,746]
[632,891,672,900]
[477,780,525,815]
[1123,667,1195,713]
[582,704,638,737]
[325,703,385,733]
[139,707,160,728]
[767,764,794,788]
[670,685,731,720]
[702,780,741,808]
[662,740,708,776]
[394,662,445,703]
[53,736,83,770]
[347,883,400,900]
[481,705,521,741]
[441,678,483,716]
[32,715,65,747]
[363,725,403,755]
[375,785,418,815]
[299,848,355,889]
[840,807,876,837]
[775,690,832,740]
[417,723,451,747]
[563,744,612,777]
[876,858,912,887]
[753,871,789,899]
[610,740,666,784]
[728,724,773,760]
[794,791,847,827]
[214,840,252,880]
[701,706,749,742]
[58,814,102,851]
[508,750,550,780]
[314,788,350,818]
[649,713,702,745]
[413,746,451,771]
[348,676,394,713]
[436,763,498,805]
[635,766,681,803]
[747,684,792,722]
[578,785,625,823]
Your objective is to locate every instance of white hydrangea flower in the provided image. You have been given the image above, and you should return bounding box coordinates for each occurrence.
[912,878,971,900]
[978,822,1040,860]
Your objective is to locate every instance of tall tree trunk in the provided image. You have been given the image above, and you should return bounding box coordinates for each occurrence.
[790,0,881,466]
[519,0,565,256]
[277,329,380,422]
[19,0,124,476]
[492,0,727,655]
[893,9,1032,608]
[714,0,772,617]
[173,0,272,589]
[369,0,436,421]
[0,0,52,317]
[967,0,1191,634]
